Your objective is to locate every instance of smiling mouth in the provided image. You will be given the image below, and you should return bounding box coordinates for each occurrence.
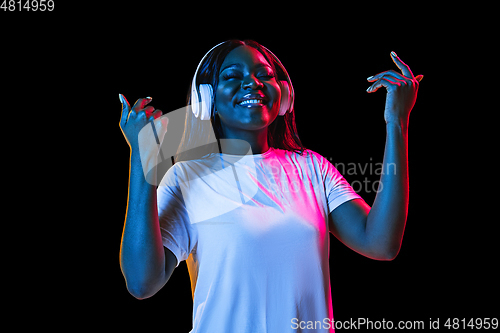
[238,99,264,107]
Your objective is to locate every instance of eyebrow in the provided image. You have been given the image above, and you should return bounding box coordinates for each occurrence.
[220,63,273,73]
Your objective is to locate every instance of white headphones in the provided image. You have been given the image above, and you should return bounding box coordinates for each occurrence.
[191,41,294,120]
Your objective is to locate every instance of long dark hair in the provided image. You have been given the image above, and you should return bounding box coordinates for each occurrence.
[175,40,305,162]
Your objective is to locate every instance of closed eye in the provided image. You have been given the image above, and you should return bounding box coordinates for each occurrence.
[259,73,275,79]
[222,72,275,81]
[222,72,242,80]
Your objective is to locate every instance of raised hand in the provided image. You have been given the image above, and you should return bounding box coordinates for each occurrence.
[119,94,169,184]
[366,52,423,125]
[119,94,167,152]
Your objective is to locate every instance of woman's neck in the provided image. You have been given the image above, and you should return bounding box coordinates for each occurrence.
[219,127,269,155]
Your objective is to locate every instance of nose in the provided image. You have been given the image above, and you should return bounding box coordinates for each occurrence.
[242,75,264,90]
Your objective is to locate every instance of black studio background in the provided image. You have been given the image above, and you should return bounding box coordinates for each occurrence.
[3,3,495,332]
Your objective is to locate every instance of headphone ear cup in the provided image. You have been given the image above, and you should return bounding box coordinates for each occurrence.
[191,82,201,118]
[198,84,213,120]
[279,81,291,116]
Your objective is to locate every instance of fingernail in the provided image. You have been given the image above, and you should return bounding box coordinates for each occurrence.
[391,51,397,57]
[367,76,374,81]
[366,86,371,92]
[146,96,153,100]
[119,94,125,104]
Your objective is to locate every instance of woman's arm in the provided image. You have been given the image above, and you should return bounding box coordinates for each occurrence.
[329,52,422,260]
[118,95,175,299]
[329,121,408,260]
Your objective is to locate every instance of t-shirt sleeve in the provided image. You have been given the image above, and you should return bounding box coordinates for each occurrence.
[157,164,196,268]
[315,152,362,214]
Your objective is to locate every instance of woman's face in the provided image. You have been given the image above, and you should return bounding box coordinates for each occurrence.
[215,45,281,134]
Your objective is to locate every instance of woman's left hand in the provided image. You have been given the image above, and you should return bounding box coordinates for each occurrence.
[366,52,423,125]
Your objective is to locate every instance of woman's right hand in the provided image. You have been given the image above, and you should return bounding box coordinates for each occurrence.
[119,94,168,184]
[119,94,168,153]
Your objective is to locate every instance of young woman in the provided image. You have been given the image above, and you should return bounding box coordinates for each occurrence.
[119,40,422,332]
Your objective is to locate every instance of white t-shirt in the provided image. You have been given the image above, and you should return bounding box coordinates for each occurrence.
[157,147,362,333]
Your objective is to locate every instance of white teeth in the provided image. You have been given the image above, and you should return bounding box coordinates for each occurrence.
[239,99,263,105]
